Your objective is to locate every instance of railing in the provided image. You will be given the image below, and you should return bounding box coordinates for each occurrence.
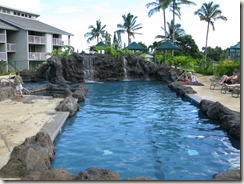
[0,52,7,60]
[8,60,21,71]
[28,35,46,44]
[29,52,46,60]
[7,43,16,52]
[53,38,64,46]
[0,33,6,42]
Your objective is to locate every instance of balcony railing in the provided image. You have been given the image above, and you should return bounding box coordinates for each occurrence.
[29,52,46,60]
[0,52,6,61]
[28,35,46,44]
[53,38,64,46]
[0,34,6,42]
[7,43,16,52]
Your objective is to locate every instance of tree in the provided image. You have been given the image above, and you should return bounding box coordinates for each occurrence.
[146,0,171,41]
[171,0,196,44]
[176,35,203,59]
[84,19,106,44]
[155,19,185,41]
[194,1,227,65]
[117,13,143,45]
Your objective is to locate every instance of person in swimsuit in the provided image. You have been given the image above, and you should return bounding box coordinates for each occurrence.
[219,70,238,84]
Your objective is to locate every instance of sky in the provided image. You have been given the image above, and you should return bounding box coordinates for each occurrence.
[0,0,241,53]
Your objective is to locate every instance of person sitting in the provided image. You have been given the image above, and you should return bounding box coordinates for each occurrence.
[183,74,188,82]
[188,72,198,83]
[219,70,238,84]
[190,72,197,82]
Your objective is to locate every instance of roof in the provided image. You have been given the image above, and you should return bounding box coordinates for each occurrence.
[0,13,73,36]
[0,5,40,17]
[0,20,18,31]
[125,42,147,50]
[156,41,181,50]
[96,41,106,47]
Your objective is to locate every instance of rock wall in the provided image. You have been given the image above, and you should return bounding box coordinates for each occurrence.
[32,53,180,84]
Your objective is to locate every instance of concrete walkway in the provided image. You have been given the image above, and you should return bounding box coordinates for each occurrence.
[189,75,240,112]
[0,75,240,172]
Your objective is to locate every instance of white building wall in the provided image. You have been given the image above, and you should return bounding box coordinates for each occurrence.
[46,33,53,59]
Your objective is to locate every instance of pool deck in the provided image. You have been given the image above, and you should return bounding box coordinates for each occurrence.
[0,75,240,171]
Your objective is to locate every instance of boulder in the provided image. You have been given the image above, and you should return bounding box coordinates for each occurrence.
[22,168,77,180]
[0,87,15,101]
[199,99,240,140]
[0,132,54,178]
[76,167,120,180]
[212,170,240,180]
[55,96,79,117]
[72,84,88,102]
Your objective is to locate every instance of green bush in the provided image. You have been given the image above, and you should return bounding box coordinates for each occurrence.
[214,59,240,77]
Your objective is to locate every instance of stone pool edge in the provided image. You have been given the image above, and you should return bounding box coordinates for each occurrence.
[40,111,70,142]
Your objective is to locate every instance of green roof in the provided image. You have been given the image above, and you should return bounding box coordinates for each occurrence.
[125,42,147,50]
[156,41,180,50]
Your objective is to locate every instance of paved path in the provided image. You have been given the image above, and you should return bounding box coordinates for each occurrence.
[189,75,240,112]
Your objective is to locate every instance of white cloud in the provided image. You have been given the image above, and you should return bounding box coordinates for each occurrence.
[55,6,83,14]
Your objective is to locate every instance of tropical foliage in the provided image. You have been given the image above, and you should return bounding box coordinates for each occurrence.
[84,19,107,43]
[194,1,227,64]
[46,45,75,57]
[146,0,171,41]
[117,13,143,45]
[155,20,185,42]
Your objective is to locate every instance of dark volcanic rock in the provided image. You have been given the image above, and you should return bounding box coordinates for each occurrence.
[55,96,79,117]
[22,168,77,180]
[0,132,54,178]
[212,170,240,180]
[33,53,181,83]
[76,167,120,180]
[199,100,240,140]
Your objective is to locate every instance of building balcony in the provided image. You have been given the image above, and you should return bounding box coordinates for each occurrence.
[28,35,46,45]
[53,38,64,46]
[29,52,46,60]
[7,43,16,52]
[0,34,6,43]
[0,52,7,61]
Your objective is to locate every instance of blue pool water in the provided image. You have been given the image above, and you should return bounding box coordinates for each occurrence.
[51,81,240,180]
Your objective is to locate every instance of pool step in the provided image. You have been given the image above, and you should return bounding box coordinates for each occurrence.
[40,111,69,141]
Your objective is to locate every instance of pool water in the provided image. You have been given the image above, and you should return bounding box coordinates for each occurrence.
[51,81,240,180]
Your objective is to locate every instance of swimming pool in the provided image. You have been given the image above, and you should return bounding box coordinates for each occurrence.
[51,81,240,180]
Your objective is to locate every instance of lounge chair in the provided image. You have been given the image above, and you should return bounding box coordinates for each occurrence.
[221,83,240,98]
[210,78,223,90]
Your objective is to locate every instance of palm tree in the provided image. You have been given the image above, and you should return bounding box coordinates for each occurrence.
[155,19,185,42]
[117,13,143,45]
[146,0,171,41]
[171,0,196,44]
[84,19,106,44]
[194,1,227,65]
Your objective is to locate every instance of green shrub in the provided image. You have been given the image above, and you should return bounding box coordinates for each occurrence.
[214,59,240,77]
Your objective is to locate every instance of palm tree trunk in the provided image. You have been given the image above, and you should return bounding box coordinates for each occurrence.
[128,34,130,45]
[163,9,167,41]
[172,0,176,56]
[163,9,167,61]
[204,22,210,68]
